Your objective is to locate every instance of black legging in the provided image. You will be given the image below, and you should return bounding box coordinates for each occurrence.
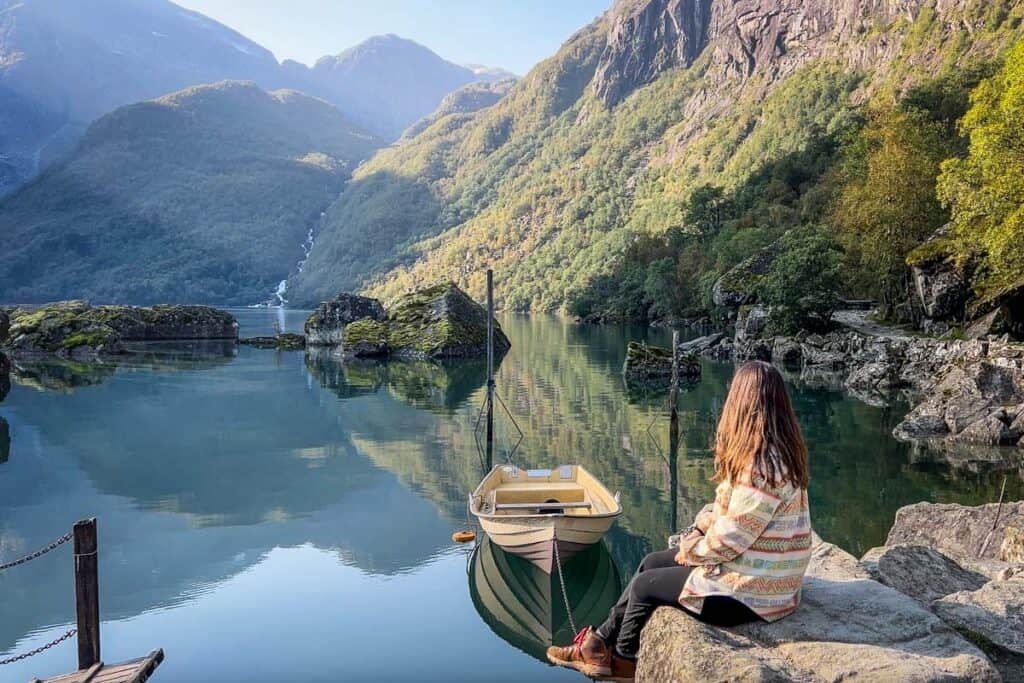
[595,549,760,660]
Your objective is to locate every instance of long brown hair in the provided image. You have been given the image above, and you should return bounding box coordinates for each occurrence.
[714,361,809,489]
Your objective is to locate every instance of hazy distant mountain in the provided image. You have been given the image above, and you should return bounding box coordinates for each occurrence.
[464,64,519,81]
[282,34,506,140]
[0,2,511,195]
[0,0,284,195]
[0,81,381,305]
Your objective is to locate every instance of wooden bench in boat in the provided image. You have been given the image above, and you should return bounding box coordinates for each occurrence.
[494,501,593,510]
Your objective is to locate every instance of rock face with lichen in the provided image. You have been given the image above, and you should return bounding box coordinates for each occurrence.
[2,301,238,358]
[305,293,387,346]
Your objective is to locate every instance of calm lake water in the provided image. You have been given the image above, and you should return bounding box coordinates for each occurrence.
[1,310,1019,682]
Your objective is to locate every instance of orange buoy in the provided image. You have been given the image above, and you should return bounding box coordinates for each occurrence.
[452,530,476,543]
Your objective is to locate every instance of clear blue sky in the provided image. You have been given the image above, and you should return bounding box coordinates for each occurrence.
[175,0,611,75]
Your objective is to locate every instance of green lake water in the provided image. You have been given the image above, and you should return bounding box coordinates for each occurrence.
[0,311,1019,682]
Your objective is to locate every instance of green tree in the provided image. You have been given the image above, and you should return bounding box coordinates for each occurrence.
[937,39,1024,293]
[683,185,730,241]
[760,226,842,334]
[833,106,950,318]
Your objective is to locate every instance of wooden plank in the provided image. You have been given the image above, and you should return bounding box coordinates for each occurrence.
[35,649,163,683]
[73,518,100,670]
[494,501,592,510]
[78,662,104,683]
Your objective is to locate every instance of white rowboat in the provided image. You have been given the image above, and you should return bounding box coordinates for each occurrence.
[469,464,622,573]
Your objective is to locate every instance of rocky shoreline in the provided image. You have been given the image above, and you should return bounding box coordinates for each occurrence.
[640,500,1024,682]
[675,310,1024,460]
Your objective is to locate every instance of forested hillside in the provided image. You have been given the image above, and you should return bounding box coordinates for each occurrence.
[288,0,1024,330]
[0,82,380,305]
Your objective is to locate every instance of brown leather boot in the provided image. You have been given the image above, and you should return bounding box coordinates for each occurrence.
[546,626,612,677]
[599,655,636,682]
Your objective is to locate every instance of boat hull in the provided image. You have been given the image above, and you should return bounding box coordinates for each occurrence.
[479,515,617,573]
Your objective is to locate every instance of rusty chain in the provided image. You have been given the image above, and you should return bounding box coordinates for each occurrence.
[0,628,77,666]
[0,531,73,572]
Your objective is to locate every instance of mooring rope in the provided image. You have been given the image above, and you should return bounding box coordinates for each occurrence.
[552,534,578,638]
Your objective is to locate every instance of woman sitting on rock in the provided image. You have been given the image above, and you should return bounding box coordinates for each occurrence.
[548,360,813,680]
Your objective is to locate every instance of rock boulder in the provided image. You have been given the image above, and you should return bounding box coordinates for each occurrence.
[712,247,778,310]
[3,301,238,358]
[886,502,1024,570]
[637,541,1000,682]
[623,341,700,383]
[932,578,1024,680]
[385,282,510,359]
[305,293,386,346]
[859,544,987,605]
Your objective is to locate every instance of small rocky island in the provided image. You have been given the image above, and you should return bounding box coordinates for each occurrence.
[306,282,510,360]
[643,501,1023,681]
[0,300,238,358]
[622,341,700,385]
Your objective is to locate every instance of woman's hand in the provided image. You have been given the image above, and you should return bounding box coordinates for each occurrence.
[694,504,715,533]
[674,529,703,565]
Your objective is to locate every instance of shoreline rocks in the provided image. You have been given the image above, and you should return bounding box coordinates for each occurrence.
[687,308,1024,454]
[305,282,510,360]
[638,539,1001,682]
[641,500,1024,681]
[1,301,238,359]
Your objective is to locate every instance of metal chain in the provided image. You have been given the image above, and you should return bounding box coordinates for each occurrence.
[0,531,73,572]
[552,535,578,638]
[0,628,77,666]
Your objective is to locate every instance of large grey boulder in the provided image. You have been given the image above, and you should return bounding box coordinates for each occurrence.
[886,502,1024,574]
[911,247,968,322]
[637,541,1000,682]
[712,246,778,309]
[860,544,987,605]
[385,282,510,359]
[932,577,1024,680]
[305,293,386,347]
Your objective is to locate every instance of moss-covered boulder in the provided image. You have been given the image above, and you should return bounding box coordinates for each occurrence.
[239,333,306,351]
[623,341,700,384]
[3,301,238,358]
[305,293,386,346]
[712,244,779,309]
[343,318,389,357]
[385,282,510,359]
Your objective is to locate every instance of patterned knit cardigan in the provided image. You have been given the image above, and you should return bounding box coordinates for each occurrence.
[676,469,811,621]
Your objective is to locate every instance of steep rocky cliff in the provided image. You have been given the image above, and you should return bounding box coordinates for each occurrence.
[289,0,1023,311]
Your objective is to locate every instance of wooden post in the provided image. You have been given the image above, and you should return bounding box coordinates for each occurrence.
[669,330,680,532]
[73,518,100,671]
[486,269,495,470]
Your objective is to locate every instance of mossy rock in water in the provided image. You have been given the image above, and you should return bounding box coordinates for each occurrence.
[623,341,700,384]
[305,293,386,346]
[343,318,389,357]
[239,333,306,351]
[385,282,510,359]
[4,301,238,358]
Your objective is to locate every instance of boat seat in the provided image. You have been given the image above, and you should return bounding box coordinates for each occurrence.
[494,501,592,510]
[494,483,587,505]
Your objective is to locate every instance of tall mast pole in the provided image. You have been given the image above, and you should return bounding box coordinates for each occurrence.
[486,269,495,470]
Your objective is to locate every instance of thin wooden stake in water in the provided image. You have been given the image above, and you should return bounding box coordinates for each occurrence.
[73,518,100,670]
[978,475,1008,558]
[486,269,495,469]
[669,330,680,531]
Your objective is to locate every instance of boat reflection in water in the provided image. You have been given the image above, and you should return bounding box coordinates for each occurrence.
[469,536,622,662]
